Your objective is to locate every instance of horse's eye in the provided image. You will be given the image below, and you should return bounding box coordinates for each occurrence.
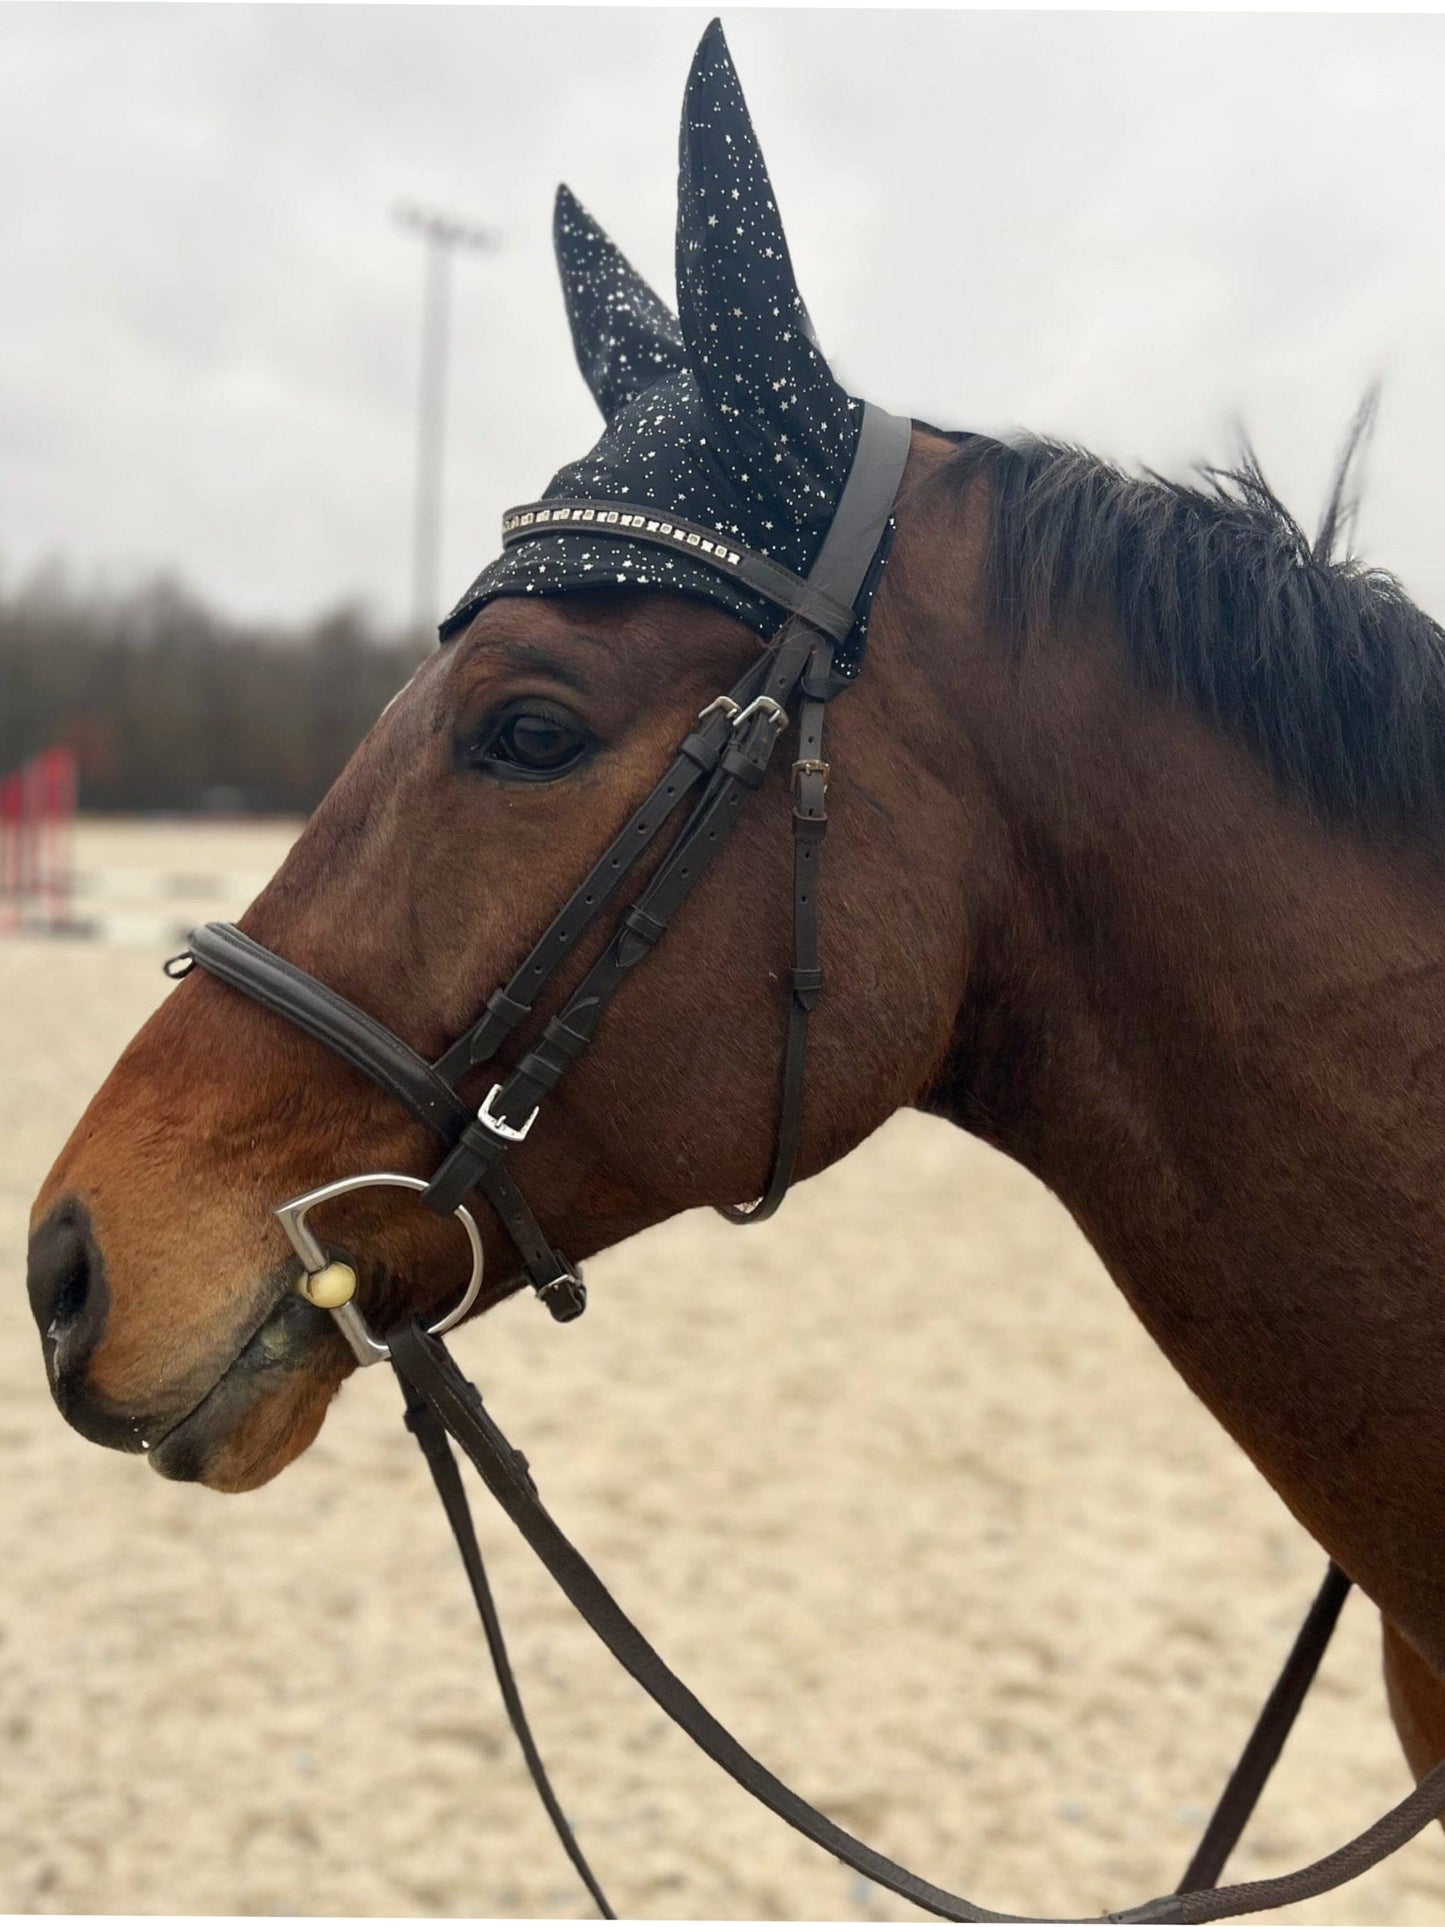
[474,703,592,779]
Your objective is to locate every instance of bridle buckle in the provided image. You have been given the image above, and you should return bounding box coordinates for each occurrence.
[730,694,788,732]
[479,1082,538,1145]
[536,1258,588,1324]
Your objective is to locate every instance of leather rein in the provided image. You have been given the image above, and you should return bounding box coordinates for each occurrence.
[165,403,1445,1920]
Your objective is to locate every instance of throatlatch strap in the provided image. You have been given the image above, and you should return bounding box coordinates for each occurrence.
[388,1320,1445,1927]
[711,406,910,1220]
[718,635,835,1224]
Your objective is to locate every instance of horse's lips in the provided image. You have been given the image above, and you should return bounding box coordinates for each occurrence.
[142,1259,524,1478]
[145,1288,335,1480]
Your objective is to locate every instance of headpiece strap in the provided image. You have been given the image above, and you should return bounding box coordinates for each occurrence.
[499,404,912,656]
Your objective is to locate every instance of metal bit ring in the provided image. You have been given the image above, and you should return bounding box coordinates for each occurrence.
[274,1172,484,1366]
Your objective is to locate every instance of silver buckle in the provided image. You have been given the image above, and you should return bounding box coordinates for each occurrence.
[537,1259,583,1303]
[275,1172,485,1368]
[479,1082,538,1144]
[695,695,740,724]
[730,695,787,731]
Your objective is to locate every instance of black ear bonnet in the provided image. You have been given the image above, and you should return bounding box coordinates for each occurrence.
[440,19,898,677]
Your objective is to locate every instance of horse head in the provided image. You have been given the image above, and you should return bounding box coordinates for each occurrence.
[27,22,982,1490]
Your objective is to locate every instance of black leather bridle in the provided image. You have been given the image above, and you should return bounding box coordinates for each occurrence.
[163,401,1445,1921]
[176,400,913,1335]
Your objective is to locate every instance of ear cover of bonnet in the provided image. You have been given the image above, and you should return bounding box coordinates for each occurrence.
[440,19,888,674]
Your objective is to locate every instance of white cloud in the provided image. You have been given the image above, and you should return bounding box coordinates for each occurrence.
[2,6,1442,627]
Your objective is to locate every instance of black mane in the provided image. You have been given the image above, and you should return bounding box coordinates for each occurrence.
[938,403,1445,830]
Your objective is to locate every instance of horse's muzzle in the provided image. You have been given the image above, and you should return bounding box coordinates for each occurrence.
[26,1197,156,1452]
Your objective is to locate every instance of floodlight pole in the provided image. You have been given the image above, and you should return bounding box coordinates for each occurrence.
[395,204,499,643]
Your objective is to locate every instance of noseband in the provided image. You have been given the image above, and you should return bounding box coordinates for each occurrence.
[163,403,1445,1920]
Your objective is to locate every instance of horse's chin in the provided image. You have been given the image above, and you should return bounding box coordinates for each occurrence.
[146,1294,348,1491]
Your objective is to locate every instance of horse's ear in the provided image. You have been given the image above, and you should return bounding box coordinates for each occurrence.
[554,184,687,422]
[674,20,850,478]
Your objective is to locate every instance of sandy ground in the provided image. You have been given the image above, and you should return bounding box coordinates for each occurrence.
[2,818,1444,1923]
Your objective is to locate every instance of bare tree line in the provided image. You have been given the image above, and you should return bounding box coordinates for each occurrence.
[0,569,423,813]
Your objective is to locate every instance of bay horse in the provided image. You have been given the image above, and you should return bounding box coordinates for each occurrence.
[26,15,1445,1916]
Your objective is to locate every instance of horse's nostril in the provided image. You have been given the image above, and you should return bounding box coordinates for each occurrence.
[27,1198,157,1453]
[27,1199,106,1351]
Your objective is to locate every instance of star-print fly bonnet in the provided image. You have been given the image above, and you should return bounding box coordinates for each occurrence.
[440,19,900,677]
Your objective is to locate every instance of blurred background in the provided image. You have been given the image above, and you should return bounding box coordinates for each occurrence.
[4,6,1445,831]
[6,8,1445,1922]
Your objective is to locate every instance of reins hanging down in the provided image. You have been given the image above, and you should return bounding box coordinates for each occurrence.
[390,1318,1445,1927]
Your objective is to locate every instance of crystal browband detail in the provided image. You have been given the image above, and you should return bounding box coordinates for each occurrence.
[502,500,746,567]
[499,498,860,647]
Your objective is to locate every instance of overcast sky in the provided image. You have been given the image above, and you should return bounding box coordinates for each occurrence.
[4,5,1445,633]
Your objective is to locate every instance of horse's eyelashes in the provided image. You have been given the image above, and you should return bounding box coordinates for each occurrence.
[465,702,594,782]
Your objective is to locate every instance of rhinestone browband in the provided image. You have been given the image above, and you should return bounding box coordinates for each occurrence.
[499,499,859,646]
[503,501,747,567]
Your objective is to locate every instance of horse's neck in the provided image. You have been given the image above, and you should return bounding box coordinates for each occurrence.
[927,612,1445,1666]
